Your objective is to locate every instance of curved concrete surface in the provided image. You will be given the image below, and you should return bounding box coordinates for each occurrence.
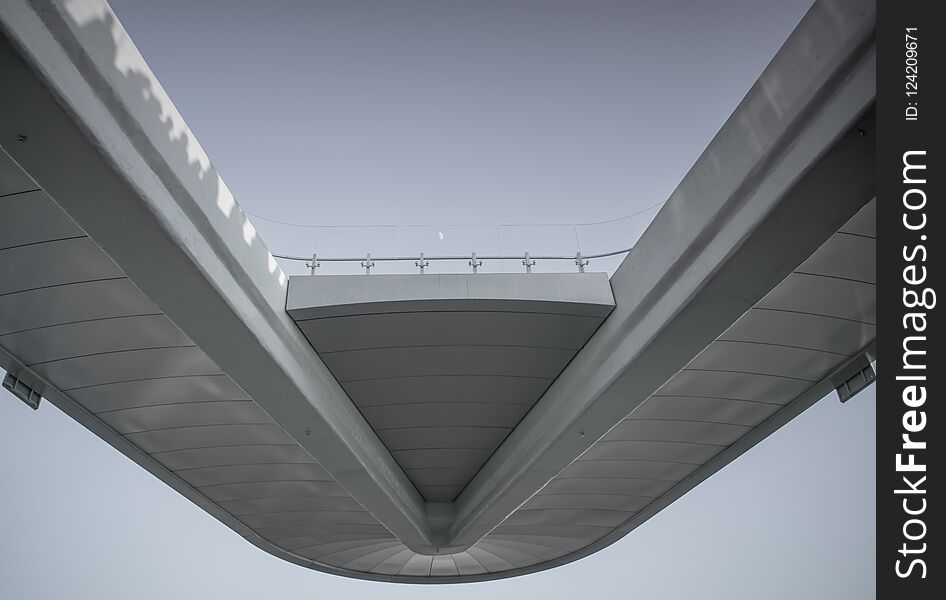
[287,274,614,502]
[1,0,876,583]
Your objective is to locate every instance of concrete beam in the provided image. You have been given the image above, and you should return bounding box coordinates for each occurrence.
[287,272,616,318]
[0,0,438,553]
[450,0,876,549]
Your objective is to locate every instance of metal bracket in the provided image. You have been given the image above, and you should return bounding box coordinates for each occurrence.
[416,253,429,274]
[836,360,876,403]
[306,253,320,275]
[3,372,42,409]
[469,252,482,274]
[361,253,375,275]
[522,252,535,273]
[575,252,589,273]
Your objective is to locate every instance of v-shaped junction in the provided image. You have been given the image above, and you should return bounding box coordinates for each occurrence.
[287,274,614,502]
[0,0,876,584]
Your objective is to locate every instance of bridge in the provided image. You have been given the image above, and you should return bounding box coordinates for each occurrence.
[0,0,875,582]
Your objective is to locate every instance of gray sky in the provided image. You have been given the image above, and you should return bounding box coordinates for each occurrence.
[100,0,825,275]
[1,1,875,598]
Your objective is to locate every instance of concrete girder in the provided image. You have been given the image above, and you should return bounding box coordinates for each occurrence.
[0,0,439,553]
[449,0,875,549]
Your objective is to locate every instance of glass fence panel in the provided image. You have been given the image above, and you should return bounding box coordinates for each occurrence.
[255,200,664,277]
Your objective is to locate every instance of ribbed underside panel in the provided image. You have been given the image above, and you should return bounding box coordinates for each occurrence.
[286,274,615,501]
[1,143,874,580]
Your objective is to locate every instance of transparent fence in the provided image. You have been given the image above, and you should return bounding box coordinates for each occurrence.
[250,201,664,277]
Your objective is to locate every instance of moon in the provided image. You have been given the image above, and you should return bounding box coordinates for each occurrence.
[438,231,444,240]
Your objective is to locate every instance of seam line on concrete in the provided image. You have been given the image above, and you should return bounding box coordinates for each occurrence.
[534,492,660,499]
[0,187,41,199]
[0,233,87,252]
[375,427,511,434]
[594,439,728,447]
[149,443,298,455]
[345,548,406,572]
[26,343,198,366]
[406,467,478,472]
[0,312,165,337]
[649,393,785,406]
[358,400,536,409]
[0,276,126,299]
[619,418,756,427]
[340,373,553,384]
[318,542,405,564]
[121,422,279,435]
[493,524,614,531]
[751,306,876,325]
[514,508,635,514]
[712,339,854,356]
[172,462,324,473]
[270,534,385,545]
[417,484,466,488]
[391,446,504,452]
[464,551,488,572]
[791,270,875,286]
[62,372,227,391]
[320,344,581,354]
[195,479,335,489]
[574,458,704,466]
[681,368,818,383]
[215,494,350,504]
[551,476,680,483]
[94,399,254,414]
[478,541,544,563]
[228,509,372,517]
[836,230,876,240]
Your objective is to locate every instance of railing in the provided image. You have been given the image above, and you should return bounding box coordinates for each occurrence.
[249,199,664,276]
[272,247,633,274]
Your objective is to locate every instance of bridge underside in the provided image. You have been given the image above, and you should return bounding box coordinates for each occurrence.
[287,274,615,502]
[0,0,875,583]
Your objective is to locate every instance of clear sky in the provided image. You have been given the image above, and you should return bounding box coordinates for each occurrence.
[101,0,827,276]
[0,1,875,598]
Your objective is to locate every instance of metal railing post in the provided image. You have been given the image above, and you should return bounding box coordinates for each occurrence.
[416,253,429,274]
[361,253,375,274]
[575,252,589,273]
[522,252,535,273]
[307,253,320,275]
[469,252,483,274]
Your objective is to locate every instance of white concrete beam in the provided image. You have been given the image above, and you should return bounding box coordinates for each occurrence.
[0,0,439,553]
[450,0,876,549]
